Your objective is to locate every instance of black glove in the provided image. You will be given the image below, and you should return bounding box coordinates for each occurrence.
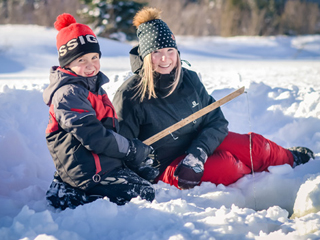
[124,139,153,166]
[124,139,159,181]
[135,158,160,182]
[174,148,208,190]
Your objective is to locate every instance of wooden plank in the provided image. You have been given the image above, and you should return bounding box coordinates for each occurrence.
[143,86,245,145]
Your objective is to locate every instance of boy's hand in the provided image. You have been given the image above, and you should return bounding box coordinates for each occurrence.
[124,139,153,165]
[124,139,159,181]
[136,158,159,182]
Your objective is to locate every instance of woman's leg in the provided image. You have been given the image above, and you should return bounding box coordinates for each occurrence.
[217,131,294,172]
[201,150,251,185]
[157,131,294,189]
[156,150,251,188]
[156,156,184,188]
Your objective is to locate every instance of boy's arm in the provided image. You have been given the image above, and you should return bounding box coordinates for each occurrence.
[53,85,129,159]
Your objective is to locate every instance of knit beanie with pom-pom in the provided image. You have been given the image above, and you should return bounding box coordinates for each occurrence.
[133,7,177,59]
[54,13,101,67]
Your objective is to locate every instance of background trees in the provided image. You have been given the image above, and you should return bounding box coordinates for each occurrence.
[78,0,145,40]
[0,0,319,40]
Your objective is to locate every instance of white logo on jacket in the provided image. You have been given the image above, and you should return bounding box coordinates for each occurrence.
[192,101,199,108]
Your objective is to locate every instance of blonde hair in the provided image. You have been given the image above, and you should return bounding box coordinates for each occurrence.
[134,49,182,102]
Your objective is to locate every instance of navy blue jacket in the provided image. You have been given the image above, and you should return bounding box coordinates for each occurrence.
[113,47,229,174]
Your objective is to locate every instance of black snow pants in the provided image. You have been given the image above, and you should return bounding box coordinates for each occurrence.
[46,167,155,210]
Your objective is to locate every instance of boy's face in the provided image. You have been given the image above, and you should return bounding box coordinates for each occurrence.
[65,52,100,77]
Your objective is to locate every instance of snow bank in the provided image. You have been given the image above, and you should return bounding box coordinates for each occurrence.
[0,25,319,240]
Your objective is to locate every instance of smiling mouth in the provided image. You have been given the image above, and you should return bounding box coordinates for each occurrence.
[159,64,171,68]
[86,71,95,76]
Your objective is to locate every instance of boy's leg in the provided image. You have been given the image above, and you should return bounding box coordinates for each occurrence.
[217,131,294,172]
[46,172,99,210]
[46,168,155,210]
[87,167,155,205]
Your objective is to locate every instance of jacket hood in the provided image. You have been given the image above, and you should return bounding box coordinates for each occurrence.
[129,45,143,74]
[43,66,109,106]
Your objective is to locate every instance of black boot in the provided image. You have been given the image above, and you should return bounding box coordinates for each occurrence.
[46,172,101,210]
[288,146,315,167]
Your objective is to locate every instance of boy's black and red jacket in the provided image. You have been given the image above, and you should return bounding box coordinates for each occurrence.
[43,67,129,191]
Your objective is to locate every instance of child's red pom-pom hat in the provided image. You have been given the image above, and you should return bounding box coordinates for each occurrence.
[54,13,101,67]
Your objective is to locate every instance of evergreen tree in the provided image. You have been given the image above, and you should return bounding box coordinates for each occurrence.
[79,0,146,41]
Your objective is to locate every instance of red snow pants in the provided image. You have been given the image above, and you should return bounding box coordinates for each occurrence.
[156,131,294,188]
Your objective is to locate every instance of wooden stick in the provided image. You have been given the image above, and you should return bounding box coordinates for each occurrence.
[143,86,245,145]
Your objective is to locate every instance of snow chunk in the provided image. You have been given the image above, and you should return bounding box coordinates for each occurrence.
[292,175,320,218]
[268,164,293,175]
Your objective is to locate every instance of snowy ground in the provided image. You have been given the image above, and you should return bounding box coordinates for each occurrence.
[0,25,320,240]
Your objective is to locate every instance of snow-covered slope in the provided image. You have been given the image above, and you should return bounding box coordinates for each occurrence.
[0,25,319,240]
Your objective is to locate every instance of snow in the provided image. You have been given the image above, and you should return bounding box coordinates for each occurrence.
[0,24,320,240]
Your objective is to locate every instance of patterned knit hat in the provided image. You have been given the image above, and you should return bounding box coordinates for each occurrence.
[54,13,101,67]
[134,8,177,59]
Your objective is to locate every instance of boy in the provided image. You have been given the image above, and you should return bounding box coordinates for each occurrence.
[44,13,157,210]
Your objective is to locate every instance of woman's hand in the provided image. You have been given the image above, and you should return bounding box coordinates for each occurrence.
[174,148,208,189]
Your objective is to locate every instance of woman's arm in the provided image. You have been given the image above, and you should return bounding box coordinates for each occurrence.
[185,71,229,157]
[113,78,142,140]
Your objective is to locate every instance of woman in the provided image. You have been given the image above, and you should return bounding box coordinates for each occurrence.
[113,7,314,190]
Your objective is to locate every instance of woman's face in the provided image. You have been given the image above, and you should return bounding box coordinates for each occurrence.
[151,48,178,74]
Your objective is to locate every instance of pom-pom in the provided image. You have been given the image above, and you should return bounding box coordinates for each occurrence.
[54,13,77,31]
[133,7,161,28]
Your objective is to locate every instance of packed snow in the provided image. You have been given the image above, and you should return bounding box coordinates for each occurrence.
[0,25,320,240]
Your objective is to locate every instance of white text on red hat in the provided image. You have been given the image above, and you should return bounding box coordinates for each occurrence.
[59,35,98,57]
